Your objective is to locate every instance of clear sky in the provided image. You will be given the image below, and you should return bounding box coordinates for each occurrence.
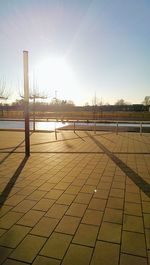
[0,0,150,105]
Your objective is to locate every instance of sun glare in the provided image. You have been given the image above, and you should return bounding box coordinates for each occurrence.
[34,57,75,96]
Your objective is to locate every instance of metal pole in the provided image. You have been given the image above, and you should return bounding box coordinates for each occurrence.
[23,51,30,156]
[116,122,118,135]
[94,122,96,134]
[140,122,142,135]
[33,96,35,131]
[74,121,75,133]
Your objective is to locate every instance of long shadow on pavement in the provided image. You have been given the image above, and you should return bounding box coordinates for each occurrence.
[87,132,150,198]
[0,156,29,208]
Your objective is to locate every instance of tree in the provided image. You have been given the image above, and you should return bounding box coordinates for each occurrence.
[0,78,9,100]
[143,96,150,106]
[115,99,127,105]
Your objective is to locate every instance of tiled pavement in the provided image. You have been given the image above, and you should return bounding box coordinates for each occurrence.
[0,130,150,265]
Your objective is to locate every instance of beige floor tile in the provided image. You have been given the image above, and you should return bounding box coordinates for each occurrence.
[88,198,106,211]
[17,210,44,227]
[10,235,46,263]
[0,211,23,229]
[27,190,47,201]
[93,189,109,199]
[66,203,87,217]
[0,225,30,248]
[107,197,124,210]
[40,232,72,259]
[30,217,59,237]
[45,204,68,219]
[124,202,142,216]
[73,223,98,247]
[145,229,150,250]
[12,199,37,213]
[82,209,103,225]
[120,253,148,265]
[62,244,93,265]
[0,246,12,265]
[2,259,27,265]
[123,214,144,233]
[44,189,64,200]
[144,214,150,229]
[91,241,120,265]
[55,215,80,235]
[56,194,75,205]
[32,256,60,265]
[4,194,26,207]
[74,193,92,204]
[121,231,147,257]
[33,198,55,211]
[103,208,123,224]
[98,222,121,243]
[125,192,141,203]
[142,202,150,214]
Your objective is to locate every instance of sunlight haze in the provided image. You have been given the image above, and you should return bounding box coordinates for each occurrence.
[0,0,150,105]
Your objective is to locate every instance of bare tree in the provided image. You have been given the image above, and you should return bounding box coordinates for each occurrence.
[143,96,150,106]
[0,78,9,117]
[115,99,127,105]
[0,78,9,99]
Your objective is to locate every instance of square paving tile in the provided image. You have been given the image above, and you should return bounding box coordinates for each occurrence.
[56,194,75,205]
[73,223,98,247]
[93,189,109,199]
[103,208,123,224]
[88,198,106,211]
[33,198,55,211]
[0,211,23,229]
[62,244,93,265]
[143,214,150,229]
[55,215,80,235]
[120,253,148,265]
[124,202,142,216]
[2,259,27,265]
[45,204,68,219]
[40,232,72,259]
[123,214,144,233]
[30,217,59,237]
[0,246,12,265]
[17,210,44,227]
[12,199,37,213]
[121,231,147,257]
[82,209,103,226]
[32,256,60,265]
[91,240,120,265]
[4,194,26,207]
[44,189,64,200]
[10,234,46,263]
[74,193,92,204]
[0,225,30,248]
[107,197,124,210]
[66,203,87,217]
[98,222,121,243]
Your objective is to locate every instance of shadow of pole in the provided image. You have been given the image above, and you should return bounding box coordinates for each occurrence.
[0,156,29,208]
[86,132,150,198]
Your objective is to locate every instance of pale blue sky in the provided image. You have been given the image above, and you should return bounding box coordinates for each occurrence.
[0,0,150,105]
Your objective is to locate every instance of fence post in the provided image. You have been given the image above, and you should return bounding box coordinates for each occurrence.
[23,51,30,156]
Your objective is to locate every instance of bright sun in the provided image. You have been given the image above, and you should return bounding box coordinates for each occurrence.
[34,57,75,97]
